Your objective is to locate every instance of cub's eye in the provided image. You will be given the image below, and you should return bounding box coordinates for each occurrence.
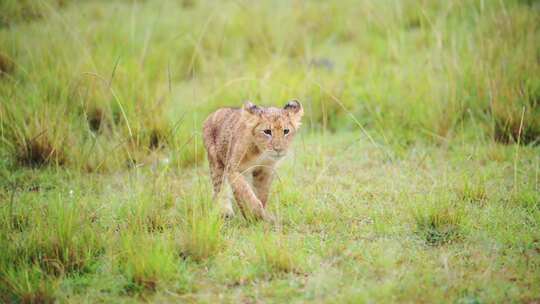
[263,129,272,136]
[284,129,290,135]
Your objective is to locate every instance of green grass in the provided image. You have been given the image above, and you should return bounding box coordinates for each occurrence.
[412,193,464,246]
[1,0,539,302]
[1,133,538,302]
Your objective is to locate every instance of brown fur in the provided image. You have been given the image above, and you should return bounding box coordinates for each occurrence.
[202,100,303,222]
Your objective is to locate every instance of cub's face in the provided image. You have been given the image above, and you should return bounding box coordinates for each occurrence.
[242,100,304,160]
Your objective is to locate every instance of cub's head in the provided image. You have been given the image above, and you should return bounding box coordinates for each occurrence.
[242,100,304,160]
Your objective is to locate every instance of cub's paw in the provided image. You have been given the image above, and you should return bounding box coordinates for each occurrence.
[261,212,277,224]
[220,205,235,220]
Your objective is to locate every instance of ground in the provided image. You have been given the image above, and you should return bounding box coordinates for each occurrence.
[2,132,539,303]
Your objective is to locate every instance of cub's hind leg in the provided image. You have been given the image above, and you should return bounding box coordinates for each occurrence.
[208,158,235,218]
[203,123,235,218]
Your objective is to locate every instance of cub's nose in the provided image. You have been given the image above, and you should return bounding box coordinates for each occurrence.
[273,148,286,157]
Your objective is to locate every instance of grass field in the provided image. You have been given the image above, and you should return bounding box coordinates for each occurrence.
[1,0,539,303]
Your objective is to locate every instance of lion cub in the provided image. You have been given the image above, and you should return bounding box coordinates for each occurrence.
[202,100,303,222]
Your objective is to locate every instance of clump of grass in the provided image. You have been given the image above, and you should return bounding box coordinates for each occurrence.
[86,108,107,133]
[413,196,464,246]
[457,176,488,205]
[26,235,101,276]
[168,125,205,168]
[116,116,176,167]
[15,134,65,168]
[0,265,57,304]
[23,200,104,276]
[208,249,261,286]
[120,193,174,234]
[148,129,165,150]
[2,102,69,168]
[510,188,540,211]
[72,135,127,173]
[177,204,223,262]
[0,221,59,302]
[4,211,30,232]
[130,117,170,150]
[493,109,540,146]
[0,53,15,76]
[116,233,178,293]
[0,193,103,279]
[476,5,540,145]
[180,0,197,9]
[0,193,30,233]
[251,233,303,274]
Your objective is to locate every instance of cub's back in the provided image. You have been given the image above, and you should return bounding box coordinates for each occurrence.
[202,107,241,159]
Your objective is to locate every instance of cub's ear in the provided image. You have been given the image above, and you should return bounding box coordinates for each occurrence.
[242,101,263,116]
[241,101,263,127]
[284,99,303,127]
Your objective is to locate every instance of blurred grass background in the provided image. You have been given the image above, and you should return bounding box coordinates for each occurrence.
[1,0,538,172]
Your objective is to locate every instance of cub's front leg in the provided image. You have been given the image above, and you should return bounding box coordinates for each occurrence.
[227,171,275,222]
[252,167,273,208]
